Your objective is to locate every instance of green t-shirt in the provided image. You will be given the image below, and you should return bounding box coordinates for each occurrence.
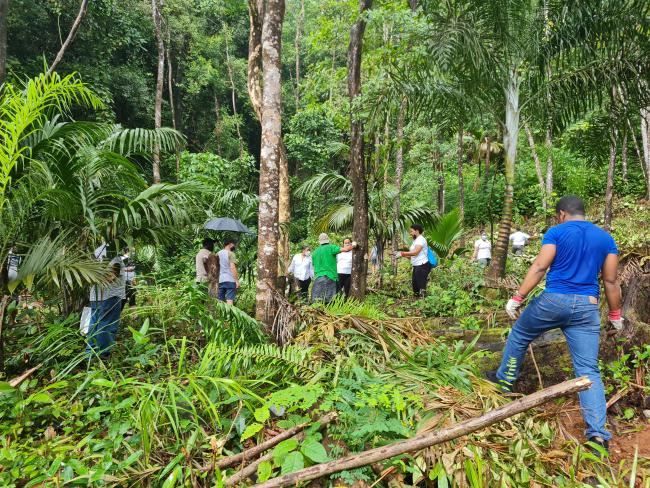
[312,244,341,281]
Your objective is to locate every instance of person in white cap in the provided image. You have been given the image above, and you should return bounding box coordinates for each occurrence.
[311,233,354,302]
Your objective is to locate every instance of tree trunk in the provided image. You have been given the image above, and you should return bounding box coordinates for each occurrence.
[0,0,8,86]
[488,65,519,280]
[294,0,304,106]
[456,126,465,233]
[433,139,444,214]
[255,0,284,327]
[604,129,617,231]
[483,135,491,183]
[621,130,628,183]
[165,40,181,181]
[524,123,548,216]
[247,0,264,121]
[641,107,650,200]
[544,126,554,227]
[46,0,89,76]
[392,97,406,275]
[277,144,290,295]
[628,117,649,197]
[347,0,372,300]
[151,0,165,184]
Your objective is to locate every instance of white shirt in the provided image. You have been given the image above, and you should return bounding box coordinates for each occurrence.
[288,253,314,281]
[410,235,428,266]
[509,231,530,247]
[475,239,492,260]
[336,251,353,274]
[90,256,126,301]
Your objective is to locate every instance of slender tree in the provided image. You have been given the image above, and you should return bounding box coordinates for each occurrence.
[47,0,90,76]
[256,0,285,325]
[347,0,372,299]
[0,0,8,86]
[151,0,165,184]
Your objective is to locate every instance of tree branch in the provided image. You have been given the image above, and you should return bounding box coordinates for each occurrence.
[47,0,90,76]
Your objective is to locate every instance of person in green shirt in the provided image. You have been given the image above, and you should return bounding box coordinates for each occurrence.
[311,233,354,302]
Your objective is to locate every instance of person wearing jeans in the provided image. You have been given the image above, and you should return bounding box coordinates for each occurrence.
[336,238,353,297]
[217,238,240,305]
[491,195,623,453]
[396,224,431,297]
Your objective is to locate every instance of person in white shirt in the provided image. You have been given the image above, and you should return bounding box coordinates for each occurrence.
[509,227,530,256]
[336,238,353,297]
[288,245,314,300]
[395,224,432,297]
[472,231,492,267]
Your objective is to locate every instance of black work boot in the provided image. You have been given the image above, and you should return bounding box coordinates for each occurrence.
[586,436,609,457]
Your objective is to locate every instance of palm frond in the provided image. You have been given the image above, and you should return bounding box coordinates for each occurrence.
[425,208,464,258]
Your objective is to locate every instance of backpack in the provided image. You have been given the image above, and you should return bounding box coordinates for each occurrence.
[427,246,439,268]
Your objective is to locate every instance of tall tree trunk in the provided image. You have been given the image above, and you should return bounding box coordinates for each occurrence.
[544,126,553,227]
[488,65,519,280]
[348,0,372,300]
[0,0,8,86]
[247,0,264,121]
[604,129,617,231]
[627,117,649,195]
[165,40,181,181]
[456,127,465,233]
[255,0,285,326]
[434,137,444,214]
[641,107,650,200]
[391,97,406,275]
[294,0,304,106]
[483,135,491,183]
[277,145,290,294]
[151,0,165,184]
[46,0,89,76]
[524,123,548,216]
[621,130,628,183]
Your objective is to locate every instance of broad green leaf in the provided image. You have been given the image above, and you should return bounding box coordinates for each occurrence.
[91,378,116,388]
[257,461,273,482]
[281,451,304,475]
[254,407,270,423]
[273,438,299,465]
[29,392,53,404]
[240,422,263,441]
[300,439,329,463]
[0,381,15,392]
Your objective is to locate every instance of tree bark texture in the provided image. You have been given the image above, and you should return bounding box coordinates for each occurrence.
[621,131,628,183]
[46,0,89,76]
[347,0,372,300]
[641,107,650,200]
[544,126,554,227]
[294,0,304,106]
[392,99,406,275]
[488,65,519,280]
[524,123,548,216]
[252,377,593,488]
[255,0,285,326]
[604,129,617,231]
[0,0,8,86]
[151,0,165,184]
[247,0,264,121]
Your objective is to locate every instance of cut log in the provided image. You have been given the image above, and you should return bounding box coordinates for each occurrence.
[201,411,337,472]
[9,364,42,388]
[252,377,592,488]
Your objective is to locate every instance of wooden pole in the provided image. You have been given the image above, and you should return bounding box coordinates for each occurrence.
[252,377,592,488]
[201,412,337,472]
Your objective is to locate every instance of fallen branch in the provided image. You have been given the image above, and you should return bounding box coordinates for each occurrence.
[252,377,592,488]
[9,364,42,388]
[224,447,275,486]
[202,411,337,472]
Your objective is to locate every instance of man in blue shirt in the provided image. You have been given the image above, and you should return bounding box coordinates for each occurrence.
[492,195,623,453]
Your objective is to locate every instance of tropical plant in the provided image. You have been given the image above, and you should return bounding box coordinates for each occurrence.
[425,208,463,258]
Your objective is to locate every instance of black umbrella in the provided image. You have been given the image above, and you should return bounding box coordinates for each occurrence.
[203,217,254,234]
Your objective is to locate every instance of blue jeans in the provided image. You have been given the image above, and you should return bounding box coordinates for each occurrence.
[218,281,237,301]
[86,296,122,356]
[496,292,610,440]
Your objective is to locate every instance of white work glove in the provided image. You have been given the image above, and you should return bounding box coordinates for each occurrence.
[505,295,524,320]
[608,309,624,330]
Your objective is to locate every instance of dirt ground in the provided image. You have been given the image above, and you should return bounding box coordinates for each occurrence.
[558,401,650,463]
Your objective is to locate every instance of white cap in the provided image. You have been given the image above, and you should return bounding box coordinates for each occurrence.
[318,233,330,244]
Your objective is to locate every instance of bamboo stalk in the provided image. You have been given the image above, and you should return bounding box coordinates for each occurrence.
[252,377,592,488]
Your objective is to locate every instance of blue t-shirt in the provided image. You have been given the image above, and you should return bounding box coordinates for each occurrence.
[542,220,618,297]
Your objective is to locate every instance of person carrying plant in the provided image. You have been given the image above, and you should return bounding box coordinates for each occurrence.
[490,195,623,453]
[311,233,354,303]
[288,245,314,300]
[395,224,431,297]
[217,238,240,305]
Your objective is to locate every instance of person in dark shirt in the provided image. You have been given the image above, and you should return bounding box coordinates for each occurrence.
[490,195,623,453]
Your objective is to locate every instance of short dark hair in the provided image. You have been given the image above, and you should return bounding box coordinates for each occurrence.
[556,195,585,216]
[224,238,236,247]
[411,224,424,234]
[202,238,214,250]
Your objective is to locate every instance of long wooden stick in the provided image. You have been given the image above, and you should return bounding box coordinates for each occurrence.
[9,363,42,388]
[252,377,592,488]
[202,411,337,472]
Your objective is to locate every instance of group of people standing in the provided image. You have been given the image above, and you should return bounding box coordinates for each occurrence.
[195,238,240,304]
[472,227,532,266]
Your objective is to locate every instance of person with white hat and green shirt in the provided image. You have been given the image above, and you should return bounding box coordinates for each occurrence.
[311,233,355,302]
